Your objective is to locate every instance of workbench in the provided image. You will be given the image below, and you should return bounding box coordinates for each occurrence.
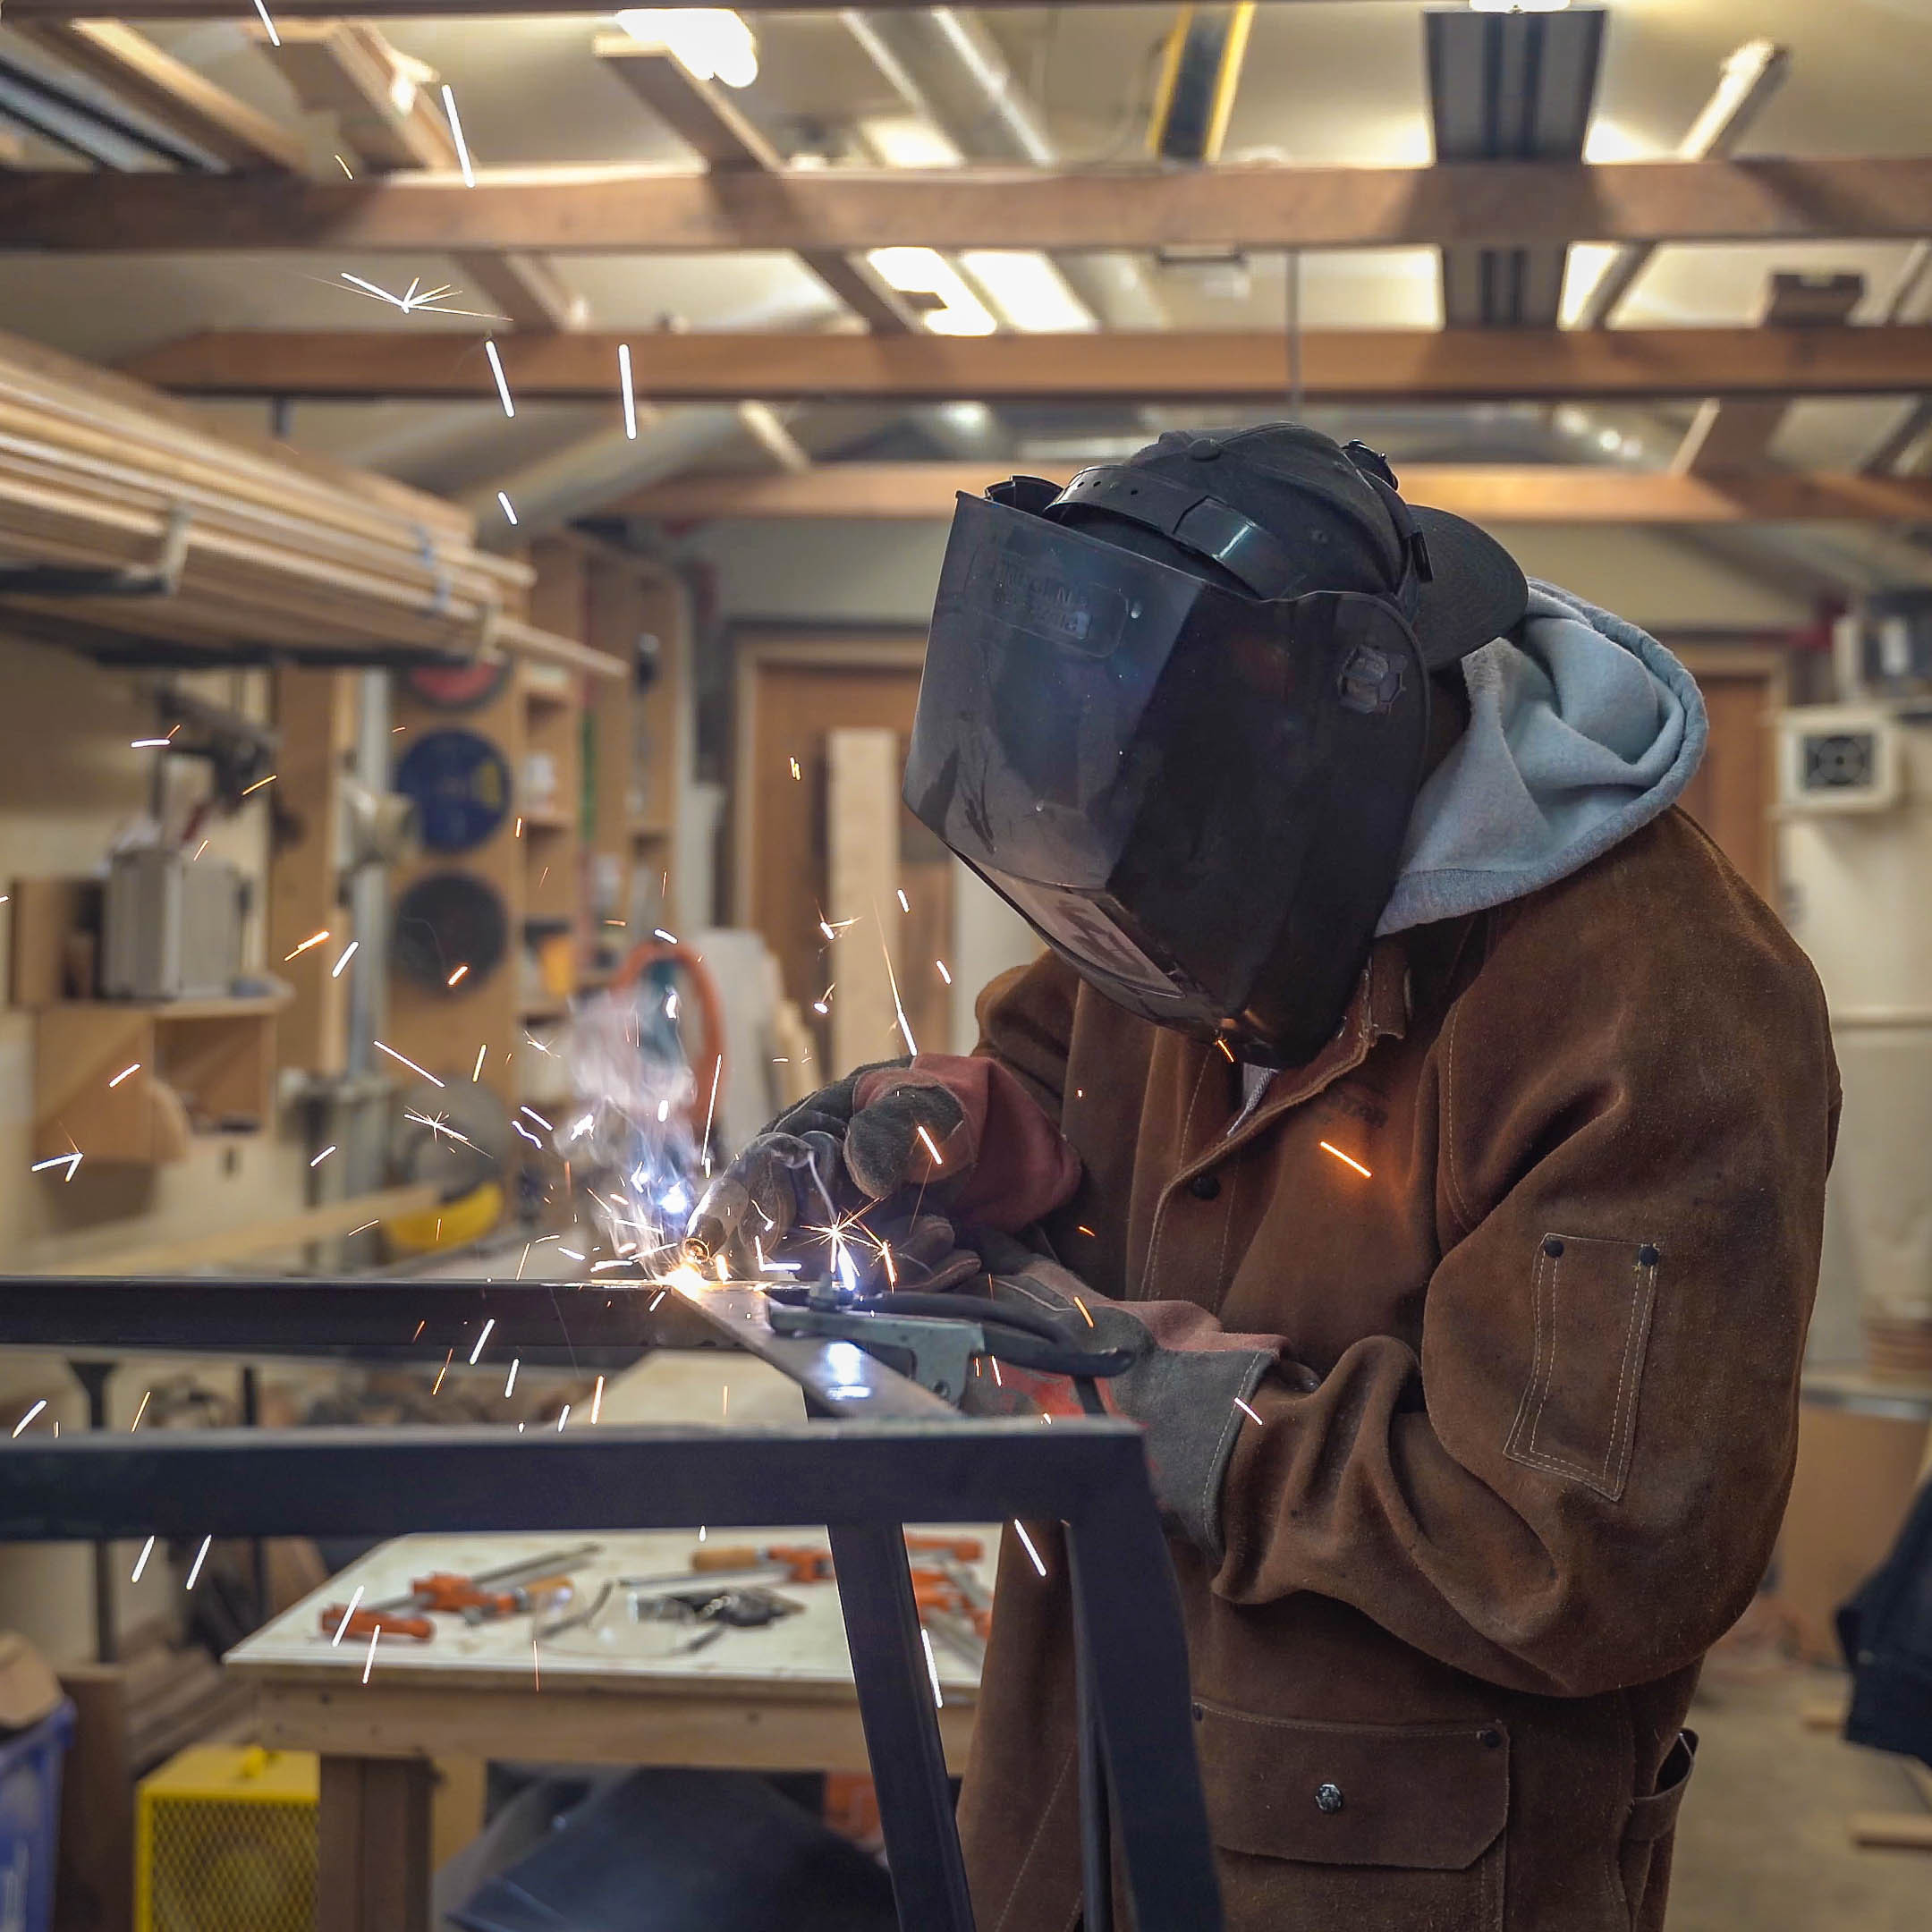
[224,1350,996,1931]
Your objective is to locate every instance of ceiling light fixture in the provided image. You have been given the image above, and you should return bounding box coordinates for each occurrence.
[1468,1,1570,13]
[614,10,758,89]
[867,247,998,336]
[957,251,1098,334]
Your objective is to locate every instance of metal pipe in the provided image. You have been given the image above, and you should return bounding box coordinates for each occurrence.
[842,8,1171,331]
[343,667,390,1080]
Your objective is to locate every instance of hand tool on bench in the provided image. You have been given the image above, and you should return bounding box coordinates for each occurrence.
[319,1542,601,1642]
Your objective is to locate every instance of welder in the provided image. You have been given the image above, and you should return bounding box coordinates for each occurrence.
[700,424,1838,1930]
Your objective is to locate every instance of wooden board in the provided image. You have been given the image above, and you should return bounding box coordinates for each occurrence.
[124,326,1932,407]
[827,729,906,1072]
[15,157,1932,255]
[267,665,356,1076]
[622,462,1932,525]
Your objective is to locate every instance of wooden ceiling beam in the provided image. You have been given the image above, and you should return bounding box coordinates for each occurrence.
[6,157,1932,257]
[1673,272,1865,476]
[258,20,584,332]
[595,34,918,334]
[13,21,307,172]
[121,326,1932,406]
[617,462,1932,525]
[0,0,1428,14]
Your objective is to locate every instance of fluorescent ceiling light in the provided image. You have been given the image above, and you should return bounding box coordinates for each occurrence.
[868,247,998,336]
[959,251,1097,333]
[856,114,963,170]
[1468,1,1570,11]
[614,10,758,89]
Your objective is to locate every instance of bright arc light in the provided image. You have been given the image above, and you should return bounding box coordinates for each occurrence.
[868,247,998,337]
[615,10,758,88]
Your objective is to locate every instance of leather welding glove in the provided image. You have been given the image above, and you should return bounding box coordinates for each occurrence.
[957,1232,1301,1564]
[697,1055,1080,1275]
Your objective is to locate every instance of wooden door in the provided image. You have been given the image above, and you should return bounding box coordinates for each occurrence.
[1675,648,1784,905]
[733,636,953,1065]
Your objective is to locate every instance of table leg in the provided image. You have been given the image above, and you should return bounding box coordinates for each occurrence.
[318,1756,433,1932]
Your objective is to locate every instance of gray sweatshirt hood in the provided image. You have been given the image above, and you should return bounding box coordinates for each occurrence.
[1376,579,1707,936]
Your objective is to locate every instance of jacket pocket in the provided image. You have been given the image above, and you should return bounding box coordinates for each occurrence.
[1193,1700,1509,1931]
[1504,1233,1660,1502]
[1618,1730,1698,1928]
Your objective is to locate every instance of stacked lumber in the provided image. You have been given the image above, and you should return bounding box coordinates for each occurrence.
[0,328,610,674]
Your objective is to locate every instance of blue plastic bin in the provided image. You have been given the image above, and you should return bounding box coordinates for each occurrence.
[0,1701,74,1932]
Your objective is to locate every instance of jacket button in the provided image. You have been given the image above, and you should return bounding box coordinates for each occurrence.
[1542,1236,1564,1258]
[1315,1783,1345,1815]
[1638,1243,1660,1267]
[1479,1729,1503,1750]
[1188,1173,1222,1200]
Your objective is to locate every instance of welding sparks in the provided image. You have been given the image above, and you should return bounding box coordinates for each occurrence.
[1072,1295,1095,1328]
[895,888,910,912]
[513,1122,543,1148]
[11,1402,45,1439]
[916,1123,944,1167]
[404,1110,478,1150]
[433,1349,453,1395]
[618,343,638,439]
[484,340,516,418]
[310,1145,337,1167]
[653,928,678,945]
[186,1535,212,1590]
[936,959,952,985]
[919,1627,945,1708]
[331,1586,364,1646]
[131,737,171,749]
[376,1040,444,1087]
[252,0,281,47]
[30,1153,81,1182]
[1318,1140,1373,1179]
[1233,1395,1264,1427]
[649,1291,667,1311]
[531,1639,541,1690]
[881,936,918,1055]
[497,490,519,525]
[331,940,359,979]
[556,1404,571,1431]
[557,1247,585,1262]
[446,964,470,987]
[131,1389,151,1430]
[284,928,330,962]
[241,774,276,797]
[521,1106,553,1131]
[131,1536,157,1583]
[362,1624,381,1684]
[348,1220,379,1237]
[107,1063,140,1089]
[469,1318,496,1365]
[790,757,801,780]
[440,84,477,185]
[504,1359,521,1397]
[1013,1521,1047,1578]
[592,1376,605,1424]
[335,154,354,178]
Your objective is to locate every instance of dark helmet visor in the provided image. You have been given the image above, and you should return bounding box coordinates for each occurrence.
[904,491,1431,1066]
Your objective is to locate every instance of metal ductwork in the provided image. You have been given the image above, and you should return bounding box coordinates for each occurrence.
[458,408,775,538]
[842,8,1171,331]
[1426,4,1607,328]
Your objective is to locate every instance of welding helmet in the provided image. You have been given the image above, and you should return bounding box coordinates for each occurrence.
[903,424,1529,1067]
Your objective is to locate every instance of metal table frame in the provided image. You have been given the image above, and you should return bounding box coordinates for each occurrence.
[0,1276,1224,1930]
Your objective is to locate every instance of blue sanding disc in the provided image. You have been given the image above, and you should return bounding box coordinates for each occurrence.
[395,729,512,853]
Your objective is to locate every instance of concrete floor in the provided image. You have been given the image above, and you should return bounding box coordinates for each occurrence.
[1667,1667,1929,1931]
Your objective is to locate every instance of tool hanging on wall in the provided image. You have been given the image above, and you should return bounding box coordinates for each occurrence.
[403,657,514,714]
[392,869,510,991]
[394,726,513,854]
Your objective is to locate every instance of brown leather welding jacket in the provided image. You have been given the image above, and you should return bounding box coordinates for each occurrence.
[957,808,1839,1932]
